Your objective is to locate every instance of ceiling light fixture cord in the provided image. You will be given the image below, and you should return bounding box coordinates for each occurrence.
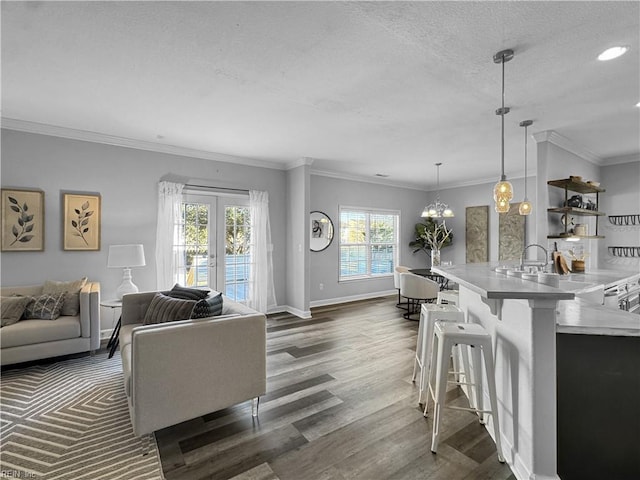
[493,49,514,213]
[421,162,454,218]
[519,120,533,216]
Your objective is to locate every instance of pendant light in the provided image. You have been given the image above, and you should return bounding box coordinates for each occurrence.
[421,162,454,218]
[493,49,514,214]
[519,120,533,215]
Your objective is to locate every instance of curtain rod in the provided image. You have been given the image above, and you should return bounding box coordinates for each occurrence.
[184,184,249,194]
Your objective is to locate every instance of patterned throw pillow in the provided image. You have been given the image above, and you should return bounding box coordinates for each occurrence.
[167,284,210,301]
[191,292,224,319]
[23,293,66,320]
[143,293,196,325]
[43,277,88,316]
[1,296,33,327]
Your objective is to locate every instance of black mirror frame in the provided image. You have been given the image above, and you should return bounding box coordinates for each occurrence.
[310,211,334,252]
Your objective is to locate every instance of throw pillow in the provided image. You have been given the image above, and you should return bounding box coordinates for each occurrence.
[42,277,88,316]
[143,293,197,325]
[167,284,210,301]
[23,293,66,320]
[1,296,33,327]
[191,292,224,319]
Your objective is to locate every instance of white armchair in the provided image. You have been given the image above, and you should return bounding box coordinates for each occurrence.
[118,291,266,437]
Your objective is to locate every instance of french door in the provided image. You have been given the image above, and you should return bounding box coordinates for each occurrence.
[176,194,250,302]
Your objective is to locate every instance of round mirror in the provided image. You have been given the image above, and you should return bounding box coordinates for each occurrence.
[310,211,334,252]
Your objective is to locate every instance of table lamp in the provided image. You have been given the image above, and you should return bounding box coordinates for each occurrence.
[107,244,146,299]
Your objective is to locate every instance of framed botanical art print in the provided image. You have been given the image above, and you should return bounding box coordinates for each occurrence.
[1,188,45,252]
[63,193,101,251]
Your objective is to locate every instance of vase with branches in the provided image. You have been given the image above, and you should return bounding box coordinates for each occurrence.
[409,218,453,267]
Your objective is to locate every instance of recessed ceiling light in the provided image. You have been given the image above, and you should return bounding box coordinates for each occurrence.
[636,101,640,108]
[598,46,629,61]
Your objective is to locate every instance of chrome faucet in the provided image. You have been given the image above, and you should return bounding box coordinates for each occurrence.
[520,243,549,272]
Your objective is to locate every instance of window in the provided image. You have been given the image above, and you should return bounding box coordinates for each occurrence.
[339,207,399,280]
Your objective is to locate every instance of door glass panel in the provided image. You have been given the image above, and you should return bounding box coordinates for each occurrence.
[225,205,250,302]
[178,201,211,288]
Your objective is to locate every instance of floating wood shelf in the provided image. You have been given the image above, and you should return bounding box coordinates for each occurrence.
[547,178,605,194]
[548,207,605,217]
[548,234,605,240]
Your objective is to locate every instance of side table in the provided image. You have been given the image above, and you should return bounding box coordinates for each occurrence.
[101,299,122,359]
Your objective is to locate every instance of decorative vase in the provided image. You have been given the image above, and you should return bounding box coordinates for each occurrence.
[431,249,441,268]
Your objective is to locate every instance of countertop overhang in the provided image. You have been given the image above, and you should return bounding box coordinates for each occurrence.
[431,264,575,301]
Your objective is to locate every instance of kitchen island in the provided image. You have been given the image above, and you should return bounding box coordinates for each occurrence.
[431,263,640,480]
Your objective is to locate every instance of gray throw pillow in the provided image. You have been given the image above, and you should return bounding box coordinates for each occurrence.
[167,284,210,301]
[23,293,66,320]
[1,296,33,327]
[191,292,223,319]
[43,277,88,316]
[143,293,196,325]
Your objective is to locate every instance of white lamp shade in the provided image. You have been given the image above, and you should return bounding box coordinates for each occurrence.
[107,244,146,268]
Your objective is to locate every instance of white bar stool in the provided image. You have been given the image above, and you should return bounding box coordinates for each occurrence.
[436,290,459,306]
[424,321,505,463]
[412,303,468,405]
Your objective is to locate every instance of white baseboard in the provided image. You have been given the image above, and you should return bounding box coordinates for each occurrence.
[310,290,395,308]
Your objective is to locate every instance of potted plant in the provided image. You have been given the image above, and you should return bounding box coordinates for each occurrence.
[409,218,453,267]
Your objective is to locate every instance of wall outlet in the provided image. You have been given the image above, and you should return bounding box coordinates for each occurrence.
[319,283,324,290]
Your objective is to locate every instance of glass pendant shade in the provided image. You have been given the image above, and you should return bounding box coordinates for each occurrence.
[494,179,513,213]
[519,199,532,215]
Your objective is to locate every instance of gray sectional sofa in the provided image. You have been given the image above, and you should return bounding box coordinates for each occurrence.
[1,282,101,366]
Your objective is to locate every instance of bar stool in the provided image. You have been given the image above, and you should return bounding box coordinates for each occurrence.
[436,290,459,306]
[412,303,468,405]
[424,321,505,462]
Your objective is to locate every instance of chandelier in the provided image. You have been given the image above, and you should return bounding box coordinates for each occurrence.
[421,162,454,218]
[493,49,514,214]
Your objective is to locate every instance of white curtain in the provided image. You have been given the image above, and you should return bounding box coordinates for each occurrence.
[155,181,184,290]
[248,190,277,313]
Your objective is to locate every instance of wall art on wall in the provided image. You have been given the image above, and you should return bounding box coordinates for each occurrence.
[465,205,488,263]
[499,202,525,261]
[1,188,45,252]
[63,192,101,251]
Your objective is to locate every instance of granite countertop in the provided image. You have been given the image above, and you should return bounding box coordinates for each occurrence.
[433,263,640,337]
[557,299,640,337]
[431,263,574,301]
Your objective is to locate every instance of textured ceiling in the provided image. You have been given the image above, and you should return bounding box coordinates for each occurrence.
[2,1,639,189]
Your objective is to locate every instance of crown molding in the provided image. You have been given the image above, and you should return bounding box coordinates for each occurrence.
[1,117,288,171]
[600,153,640,166]
[310,168,426,191]
[532,130,602,165]
[286,157,315,170]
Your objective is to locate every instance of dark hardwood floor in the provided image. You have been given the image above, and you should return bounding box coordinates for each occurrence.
[155,296,516,480]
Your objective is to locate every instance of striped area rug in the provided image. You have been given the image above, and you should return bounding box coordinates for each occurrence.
[0,352,163,479]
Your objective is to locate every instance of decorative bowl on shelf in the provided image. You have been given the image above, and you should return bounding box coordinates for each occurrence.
[569,175,583,183]
[586,180,600,187]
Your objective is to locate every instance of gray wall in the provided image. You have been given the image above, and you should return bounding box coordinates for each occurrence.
[309,174,426,303]
[536,141,603,268]
[598,159,640,271]
[0,129,288,305]
[285,164,310,315]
